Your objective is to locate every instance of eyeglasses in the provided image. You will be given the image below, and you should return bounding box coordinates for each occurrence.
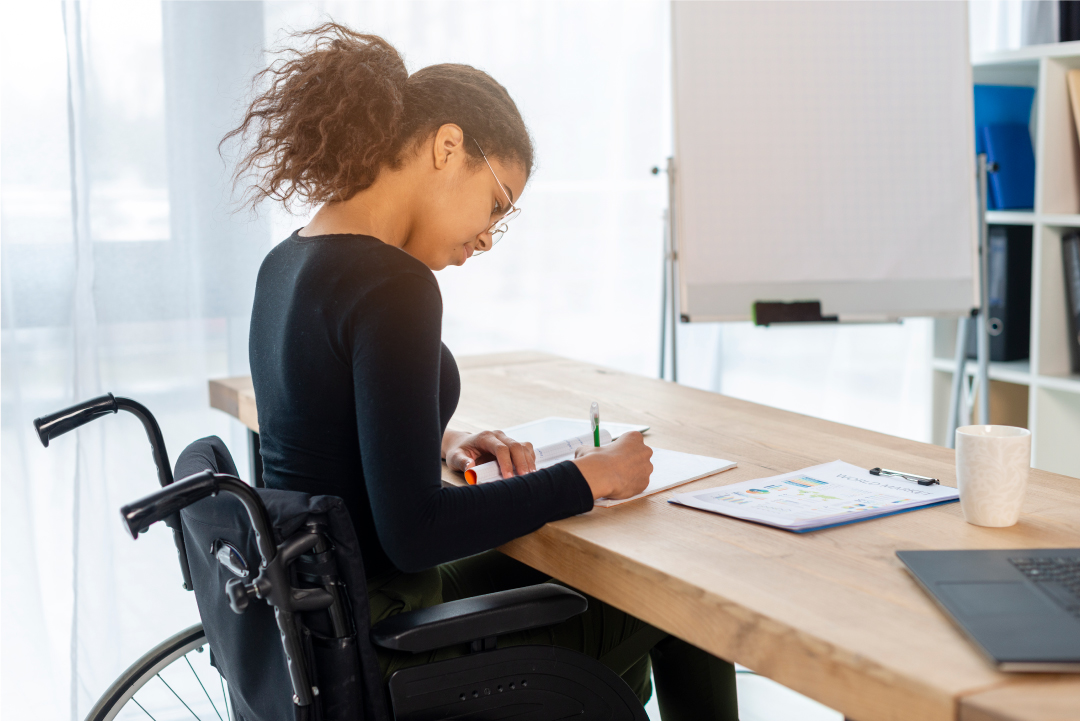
[472,139,520,254]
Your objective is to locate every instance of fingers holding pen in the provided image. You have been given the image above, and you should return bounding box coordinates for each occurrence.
[572,431,653,500]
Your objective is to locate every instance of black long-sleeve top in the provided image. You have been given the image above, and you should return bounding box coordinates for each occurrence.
[249,231,594,577]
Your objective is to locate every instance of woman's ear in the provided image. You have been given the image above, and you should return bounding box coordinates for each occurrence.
[431,123,466,170]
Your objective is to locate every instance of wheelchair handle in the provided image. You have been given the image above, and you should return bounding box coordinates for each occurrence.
[120,471,277,563]
[34,394,119,448]
[34,394,174,488]
[121,471,217,539]
[36,394,191,589]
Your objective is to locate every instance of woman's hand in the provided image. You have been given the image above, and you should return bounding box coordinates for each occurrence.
[572,431,653,500]
[442,429,536,479]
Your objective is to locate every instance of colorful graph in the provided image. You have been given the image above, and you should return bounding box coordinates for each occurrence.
[784,476,827,488]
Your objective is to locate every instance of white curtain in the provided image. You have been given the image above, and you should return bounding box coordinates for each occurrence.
[1,3,931,719]
[3,2,268,718]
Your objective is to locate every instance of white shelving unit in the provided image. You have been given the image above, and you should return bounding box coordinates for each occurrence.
[931,41,1080,478]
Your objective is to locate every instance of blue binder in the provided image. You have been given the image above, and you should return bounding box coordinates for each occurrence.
[981,124,1035,210]
[973,85,1036,210]
[973,85,1035,129]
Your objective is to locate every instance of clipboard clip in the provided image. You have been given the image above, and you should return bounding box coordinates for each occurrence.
[869,468,940,486]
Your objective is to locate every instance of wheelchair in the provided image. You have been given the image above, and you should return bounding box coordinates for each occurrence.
[34,394,650,721]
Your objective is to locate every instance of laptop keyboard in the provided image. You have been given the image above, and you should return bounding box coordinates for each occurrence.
[1009,557,1080,618]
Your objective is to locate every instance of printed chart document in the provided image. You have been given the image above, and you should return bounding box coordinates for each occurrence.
[480,417,736,507]
[669,460,959,532]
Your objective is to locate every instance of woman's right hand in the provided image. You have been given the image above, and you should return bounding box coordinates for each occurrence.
[571,431,653,500]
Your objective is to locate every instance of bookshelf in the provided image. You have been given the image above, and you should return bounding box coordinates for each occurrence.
[931,41,1080,478]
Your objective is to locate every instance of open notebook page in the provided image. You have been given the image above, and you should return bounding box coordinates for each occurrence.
[595,448,737,507]
[500,417,735,508]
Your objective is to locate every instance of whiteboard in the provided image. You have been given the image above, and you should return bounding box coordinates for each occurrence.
[672,1,979,322]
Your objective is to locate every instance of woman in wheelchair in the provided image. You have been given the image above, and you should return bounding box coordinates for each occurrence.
[223,21,738,721]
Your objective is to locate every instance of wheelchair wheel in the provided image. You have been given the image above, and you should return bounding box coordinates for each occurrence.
[86,624,233,721]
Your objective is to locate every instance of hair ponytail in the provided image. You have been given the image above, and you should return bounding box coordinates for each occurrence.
[225,22,534,211]
[223,23,408,210]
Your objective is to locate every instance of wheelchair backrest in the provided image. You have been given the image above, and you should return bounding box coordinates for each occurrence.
[175,436,389,721]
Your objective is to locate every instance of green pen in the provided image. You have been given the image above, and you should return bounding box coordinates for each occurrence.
[591,402,600,447]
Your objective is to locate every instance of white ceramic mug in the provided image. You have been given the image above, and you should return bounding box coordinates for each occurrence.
[955,425,1031,527]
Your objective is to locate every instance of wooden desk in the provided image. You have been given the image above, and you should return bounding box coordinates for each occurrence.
[210,352,1080,721]
[961,676,1080,721]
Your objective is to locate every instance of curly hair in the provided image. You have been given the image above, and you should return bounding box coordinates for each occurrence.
[222,22,534,211]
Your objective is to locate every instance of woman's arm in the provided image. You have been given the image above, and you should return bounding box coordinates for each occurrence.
[443,427,653,500]
[351,273,594,573]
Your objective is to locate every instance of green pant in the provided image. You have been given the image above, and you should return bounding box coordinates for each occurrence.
[368,550,739,721]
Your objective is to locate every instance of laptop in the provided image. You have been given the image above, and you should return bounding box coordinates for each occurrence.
[897,548,1080,672]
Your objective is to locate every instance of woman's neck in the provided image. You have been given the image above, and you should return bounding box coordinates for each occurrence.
[299,167,416,246]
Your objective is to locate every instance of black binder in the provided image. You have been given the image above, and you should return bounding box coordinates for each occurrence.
[1063,0,1080,42]
[1063,231,1080,374]
[967,225,1033,362]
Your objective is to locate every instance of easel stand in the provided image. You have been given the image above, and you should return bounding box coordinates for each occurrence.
[656,157,680,382]
[657,153,993,445]
[946,154,993,447]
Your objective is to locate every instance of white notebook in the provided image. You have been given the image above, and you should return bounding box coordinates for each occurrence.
[499,418,737,507]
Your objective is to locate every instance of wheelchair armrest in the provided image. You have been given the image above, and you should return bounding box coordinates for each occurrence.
[370,583,587,653]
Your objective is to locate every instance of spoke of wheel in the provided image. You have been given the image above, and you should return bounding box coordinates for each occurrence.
[132,697,159,721]
[185,654,224,721]
[157,673,203,720]
[219,674,231,721]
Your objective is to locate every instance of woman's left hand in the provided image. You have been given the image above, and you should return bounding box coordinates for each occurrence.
[443,429,536,479]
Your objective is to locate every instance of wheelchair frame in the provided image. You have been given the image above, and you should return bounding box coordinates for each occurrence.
[36,394,359,715]
[35,394,650,721]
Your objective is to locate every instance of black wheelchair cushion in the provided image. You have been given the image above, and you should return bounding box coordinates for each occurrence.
[176,436,390,721]
[175,434,240,479]
[371,584,588,653]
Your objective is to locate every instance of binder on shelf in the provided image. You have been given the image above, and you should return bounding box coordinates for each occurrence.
[973,85,1036,210]
[1064,4,1080,42]
[1063,231,1080,375]
[973,85,1036,128]
[1069,71,1080,161]
[967,225,1032,363]
[981,124,1036,210]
